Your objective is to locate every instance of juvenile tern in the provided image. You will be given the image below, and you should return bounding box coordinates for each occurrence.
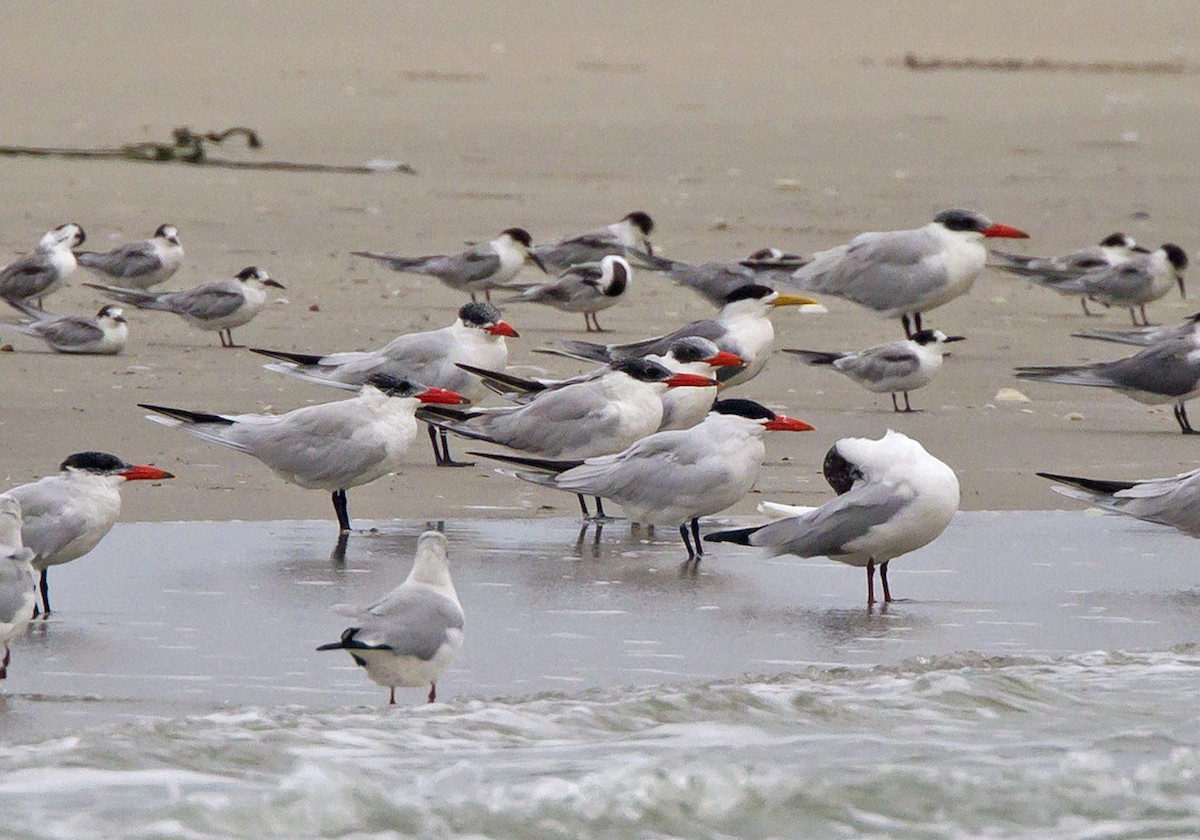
[317,530,464,704]
[706,430,960,606]
[538,284,819,387]
[504,254,630,331]
[85,266,284,347]
[1039,243,1187,326]
[1038,466,1200,539]
[788,209,1029,336]
[632,247,808,307]
[784,329,964,412]
[75,224,184,289]
[5,452,174,616]
[140,376,468,533]
[251,302,518,467]
[0,223,87,309]
[990,232,1137,316]
[353,228,546,302]
[474,399,815,565]
[3,302,128,354]
[0,495,36,679]
[534,211,655,271]
[1015,324,1200,433]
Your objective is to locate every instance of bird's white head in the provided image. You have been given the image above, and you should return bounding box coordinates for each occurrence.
[405,530,455,591]
[933,209,1028,241]
[41,223,86,251]
[614,211,655,255]
[235,266,285,289]
[154,224,181,246]
[458,301,519,339]
[497,227,547,273]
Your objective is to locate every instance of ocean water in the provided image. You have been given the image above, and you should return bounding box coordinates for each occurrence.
[2,512,1200,839]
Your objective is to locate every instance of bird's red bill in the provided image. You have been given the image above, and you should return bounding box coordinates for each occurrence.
[666,373,719,388]
[120,465,175,481]
[485,322,519,338]
[764,415,816,432]
[982,223,1029,239]
[418,387,471,405]
[706,351,745,368]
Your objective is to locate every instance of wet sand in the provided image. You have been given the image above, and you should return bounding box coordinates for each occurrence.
[2,2,1199,523]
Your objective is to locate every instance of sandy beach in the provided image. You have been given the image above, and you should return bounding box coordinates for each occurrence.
[3,1,1199,524]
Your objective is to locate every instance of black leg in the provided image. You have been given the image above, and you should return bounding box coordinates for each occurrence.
[484,289,492,303]
[1177,403,1199,434]
[389,686,396,705]
[429,425,474,467]
[690,517,703,557]
[469,293,478,304]
[914,313,924,332]
[891,393,900,412]
[680,523,696,560]
[330,532,349,563]
[901,314,913,339]
[428,682,436,703]
[577,493,591,518]
[903,392,913,412]
[332,489,351,533]
[39,568,50,616]
[866,560,876,606]
[880,560,893,602]
[594,497,610,520]
[1,644,8,679]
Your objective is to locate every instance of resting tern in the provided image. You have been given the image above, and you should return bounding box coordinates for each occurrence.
[788,209,1029,337]
[2,302,128,354]
[504,254,630,331]
[1015,323,1200,433]
[85,266,284,347]
[1038,466,1200,539]
[353,228,546,303]
[317,530,464,704]
[538,284,819,388]
[475,399,815,565]
[632,247,808,308]
[5,452,174,616]
[1038,243,1187,326]
[991,232,1138,316]
[250,302,519,467]
[534,211,655,271]
[75,224,184,290]
[0,223,87,309]
[784,329,964,412]
[707,430,959,606]
[140,376,468,533]
[0,495,36,679]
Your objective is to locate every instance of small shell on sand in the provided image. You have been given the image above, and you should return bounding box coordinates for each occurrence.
[993,388,1031,403]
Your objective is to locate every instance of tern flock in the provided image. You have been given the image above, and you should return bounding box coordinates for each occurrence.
[0,209,1194,703]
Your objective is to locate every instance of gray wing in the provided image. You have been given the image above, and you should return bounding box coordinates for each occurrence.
[30,316,105,348]
[7,481,96,561]
[0,253,57,300]
[789,229,945,312]
[536,234,623,270]
[77,242,160,278]
[608,319,727,360]
[1053,263,1150,301]
[749,482,911,557]
[160,282,246,319]
[233,404,390,487]
[837,345,920,382]
[1095,340,1200,395]
[360,588,464,661]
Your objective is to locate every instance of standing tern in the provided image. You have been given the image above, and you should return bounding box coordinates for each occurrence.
[250,302,518,467]
[706,430,960,606]
[1015,323,1200,433]
[504,254,630,331]
[538,284,819,388]
[0,495,36,680]
[75,224,184,290]
[353,228,546,303]
[5,452,174,616]
[140,376,468,533]
[0,223,87,309]
[990,232,1137,316]
[534,211,655,271]
[85,266,284,347]
[784,329,964,412]
[474,399,815,566]
[632,247,808,308]
[317,530,464,704]
[1038,467,1200,539]
[1037,243,1187,326]
[787,209,1029,337]
[2,302,128,354]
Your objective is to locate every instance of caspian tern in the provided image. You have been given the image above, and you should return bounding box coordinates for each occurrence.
[353,228,546,303]
[631,247,809,308]
[317,530,463,704]
[991,232,1137,316]
[534,211,655,271]
[5,452,174,616]
[1015,322,1200,433]
[538,284,819,387]
[784,329,964,412]
[250,302,519,467]
[1038,244,1187,326]
[788,209,1029,337]
[1038,466,1200,539]
[706,430,960,606]
[75,224,184,290]
[504,254,631,331]
[0,495,36,679]
[85,266,284,347]
[473,399,814,565]
[2,302,129,354]
[140,376,468,533]
[0,223,87,309]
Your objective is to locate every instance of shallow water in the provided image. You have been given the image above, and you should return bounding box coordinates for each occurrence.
[2,513,1200,838]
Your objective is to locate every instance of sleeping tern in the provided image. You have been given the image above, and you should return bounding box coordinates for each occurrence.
[5,452,174,616]
[788,209,1029,337]
[534,211,655,271]
[317,530,464,704]
[75,224,184,290]
[353,228,546,302]
[706,430,960,606]
[0,223,87,309]
[990,232,1138,316]
[2,302,129,354]
[784,329,964,412]
[504,254,630,331]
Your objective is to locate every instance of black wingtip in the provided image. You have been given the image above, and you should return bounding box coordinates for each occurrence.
[468,450,584,472]
[139,403,235,425]
[1036,471,1136,495]
[703,526,759,545]
[249,347,325,365]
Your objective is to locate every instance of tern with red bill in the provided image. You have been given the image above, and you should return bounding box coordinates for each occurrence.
[5,452,174,615]
[250,302,518,467]
[788,209,1029,337]
[473,399,815,566]
[139,376,468,533]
